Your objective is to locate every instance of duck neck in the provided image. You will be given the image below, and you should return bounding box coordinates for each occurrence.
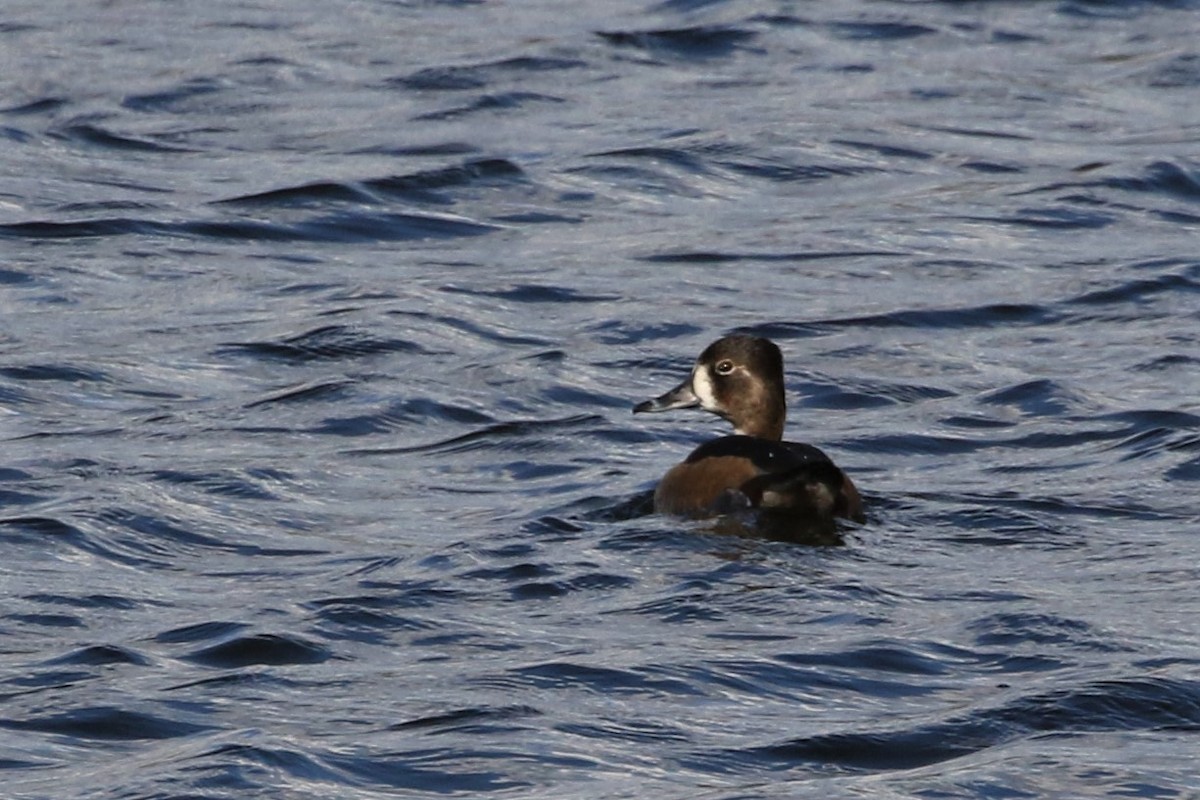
[734,409,784,441]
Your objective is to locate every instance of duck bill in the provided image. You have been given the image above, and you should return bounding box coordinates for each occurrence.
[633,378,700,414]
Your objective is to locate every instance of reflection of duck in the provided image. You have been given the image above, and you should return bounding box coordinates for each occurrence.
[634,335,864,526]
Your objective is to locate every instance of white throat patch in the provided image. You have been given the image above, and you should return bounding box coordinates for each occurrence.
[691,365,719,412]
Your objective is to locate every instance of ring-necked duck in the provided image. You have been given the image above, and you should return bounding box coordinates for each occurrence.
[634,335,864,527]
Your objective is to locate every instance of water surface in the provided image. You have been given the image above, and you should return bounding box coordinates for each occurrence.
[2,0,1199,797]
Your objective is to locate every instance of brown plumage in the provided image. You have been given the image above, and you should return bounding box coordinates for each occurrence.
[634,335,864,528]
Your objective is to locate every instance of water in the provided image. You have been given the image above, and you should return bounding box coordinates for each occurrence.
[2,0,1199,797]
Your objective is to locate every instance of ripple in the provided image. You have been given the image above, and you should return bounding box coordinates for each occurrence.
[389,56,586,92]
[243,379,357,409]
[640,248,900,264]
[353,579,469,608]
[1147,53,1200,88]
[44,644,152,667]
[800,375,957,410]
[317,746,531,793]
[440,283,620,303]
[154,620,251,644]
[0,363,109,383]
[0,266,34,285]
[557,717,691,745]
[5,612,85,629]
[22,593,141,610]
[459,561,636,600]
[150,469,281,500]
[961,205,1117,229]
[0,97,67,114]
[219,324,426,362]
[590,145,714,173]
[49,122,193,152]
[414,92,566,121]
[310,602,437,643]
[1065,269,1200,307]
[967,612,1126,652]
[183,633,332,668]
[389,704,542,734]
[826,20,937,41]
[197,740,531,793]
[359,414,603,457]
[0,490,53,516]
[92,507,327,561]
[719,676,1200,773]
[313,397,492,437]
[0,707,212,741]
[825,303,1057,331]
[0,515,87,546]
[121,78,224,112]
[1167,456,1200,481]
[0,218,157,239]
[929,505,1071,546]
[1102,160,1200,201]
[386,309,553,347]
[977,378,1084,417]
[0,211,497,242]
[723,157,877,183]
[478,661,700,697]
[1132,353,1200,371]
[596,25,757,59]
[217,158,525,207]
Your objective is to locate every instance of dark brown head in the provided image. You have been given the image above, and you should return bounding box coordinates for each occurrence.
[633,335,787,440]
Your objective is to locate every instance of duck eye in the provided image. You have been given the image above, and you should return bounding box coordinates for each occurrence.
[715,360,734,376]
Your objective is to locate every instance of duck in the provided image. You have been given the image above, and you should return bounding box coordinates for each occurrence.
[633,334,864,529]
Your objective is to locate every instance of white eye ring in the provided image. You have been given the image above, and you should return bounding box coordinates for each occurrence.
[715,360,734,376]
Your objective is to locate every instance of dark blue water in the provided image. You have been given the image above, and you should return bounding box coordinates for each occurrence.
[3,1,1200,797]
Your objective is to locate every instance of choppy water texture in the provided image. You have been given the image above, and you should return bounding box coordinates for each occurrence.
[2,0,1199,797]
